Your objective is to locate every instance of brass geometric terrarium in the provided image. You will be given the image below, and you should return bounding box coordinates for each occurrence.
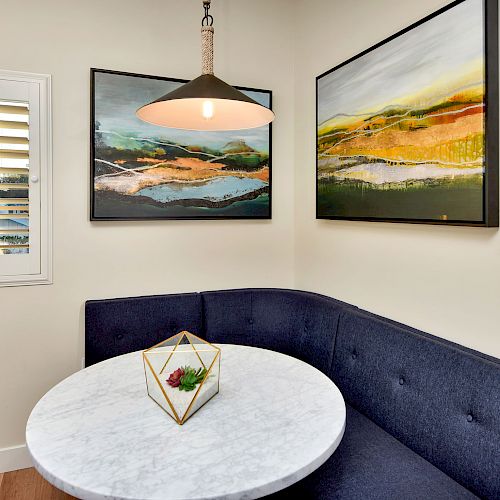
[142,331,221,425]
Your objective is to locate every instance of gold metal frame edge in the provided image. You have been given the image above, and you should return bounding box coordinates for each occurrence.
[143,353,182,423]
[180,349,221,424]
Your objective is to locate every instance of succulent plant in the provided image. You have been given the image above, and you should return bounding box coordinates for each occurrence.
[167,366,207,391]
[166,368,185,388]
[179,366,208,391]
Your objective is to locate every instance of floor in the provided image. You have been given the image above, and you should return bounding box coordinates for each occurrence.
[0,468,75,500]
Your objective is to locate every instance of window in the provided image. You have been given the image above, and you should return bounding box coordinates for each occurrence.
[0,70,52,286]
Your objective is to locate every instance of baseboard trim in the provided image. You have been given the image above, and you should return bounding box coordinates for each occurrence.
[0,444,32,473]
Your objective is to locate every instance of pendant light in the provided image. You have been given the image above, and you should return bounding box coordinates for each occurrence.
[136,0,275,131]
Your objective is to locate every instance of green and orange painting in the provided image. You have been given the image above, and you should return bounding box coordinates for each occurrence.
[317,0,486,222]
[92,70,271,220]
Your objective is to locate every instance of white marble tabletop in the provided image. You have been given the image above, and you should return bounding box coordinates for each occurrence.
[26,344,346,500]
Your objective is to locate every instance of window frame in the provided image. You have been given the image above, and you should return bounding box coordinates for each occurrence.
[0,70,52,287]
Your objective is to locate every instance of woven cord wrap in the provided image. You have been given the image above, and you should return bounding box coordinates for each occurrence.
[201,26,214,75]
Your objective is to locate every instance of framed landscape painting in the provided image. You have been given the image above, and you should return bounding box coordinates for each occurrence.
[91,69,272,220]
[316,0,498,226]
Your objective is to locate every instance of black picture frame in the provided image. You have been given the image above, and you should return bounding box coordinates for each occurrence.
[91,68,272,221]
[316,0,498,226]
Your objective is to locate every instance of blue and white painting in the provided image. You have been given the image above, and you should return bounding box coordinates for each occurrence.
[92,70,271,219]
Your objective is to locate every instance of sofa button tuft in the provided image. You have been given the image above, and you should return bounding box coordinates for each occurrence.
[116,333,124,340]
[248,318,254,325]
[467,414,473,422]
[351,353,357,360]
[399,377,404,385]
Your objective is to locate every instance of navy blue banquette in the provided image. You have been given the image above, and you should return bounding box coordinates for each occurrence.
[85,289,500,499]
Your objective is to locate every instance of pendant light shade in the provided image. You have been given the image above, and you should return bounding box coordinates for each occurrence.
[136,74,275,131]
[136,0,274,131]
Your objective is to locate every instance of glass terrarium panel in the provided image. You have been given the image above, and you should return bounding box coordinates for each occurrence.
[143,360,177,420]
[143,331,220,425]
[184,332,219,368]
[183,353,220,422]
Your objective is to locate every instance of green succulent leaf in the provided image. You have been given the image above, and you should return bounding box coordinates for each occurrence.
[195,368,207,383]
[178,365,205,391]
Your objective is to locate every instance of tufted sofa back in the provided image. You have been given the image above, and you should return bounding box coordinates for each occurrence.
[85,288,499,499]
[331,308,500,499]
[202,288,351,374]
[85,293,203,366]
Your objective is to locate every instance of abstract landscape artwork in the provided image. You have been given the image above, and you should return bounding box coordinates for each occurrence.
[317,0,498,225]
[91,69,272,220]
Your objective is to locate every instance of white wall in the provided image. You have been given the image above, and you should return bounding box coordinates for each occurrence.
[294,0,500,358]
[0,0,295,449]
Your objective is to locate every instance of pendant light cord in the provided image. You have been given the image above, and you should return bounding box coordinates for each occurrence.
[201,0,214,75]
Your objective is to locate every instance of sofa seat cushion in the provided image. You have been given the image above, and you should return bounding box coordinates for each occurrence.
[269,405,477,500]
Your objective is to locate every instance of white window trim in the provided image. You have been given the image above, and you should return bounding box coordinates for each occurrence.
[0,70,52,287]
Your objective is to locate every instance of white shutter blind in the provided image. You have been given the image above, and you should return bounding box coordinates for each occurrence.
[0,100,30,254]
[0,71,51,286]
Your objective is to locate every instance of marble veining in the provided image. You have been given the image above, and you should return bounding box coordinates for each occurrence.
[26,345,346,500]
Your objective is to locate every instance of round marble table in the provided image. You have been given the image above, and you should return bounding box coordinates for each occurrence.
[26,345,346,500]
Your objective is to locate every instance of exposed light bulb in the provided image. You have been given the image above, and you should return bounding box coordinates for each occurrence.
[202,100,214,120]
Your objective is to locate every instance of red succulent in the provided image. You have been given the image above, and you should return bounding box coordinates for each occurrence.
[167,368,185,388]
